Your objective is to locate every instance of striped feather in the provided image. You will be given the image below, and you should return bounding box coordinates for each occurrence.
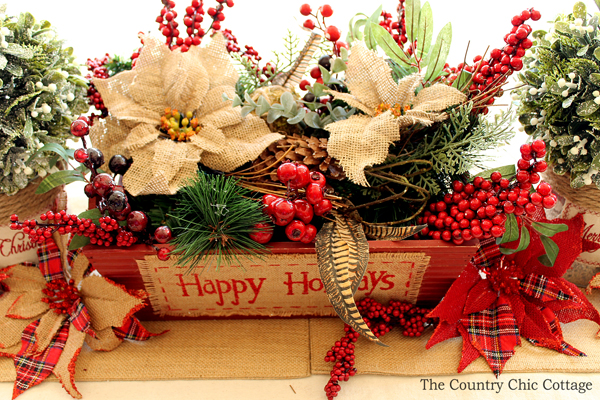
[363,224,427,241]
[316,222,385,346]
[334,213,369,295]
[276,32,322,90]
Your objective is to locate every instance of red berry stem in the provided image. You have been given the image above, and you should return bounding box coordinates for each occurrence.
[324,297,436,399]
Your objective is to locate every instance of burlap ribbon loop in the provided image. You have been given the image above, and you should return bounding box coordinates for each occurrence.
[90,34,282,196]
[326,42,466,187]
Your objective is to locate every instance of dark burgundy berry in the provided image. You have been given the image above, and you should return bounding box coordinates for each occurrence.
[127,211,149,232]
[303,92,316,102]
[107,191,128,212]
[92,173,114,197]
[84,183,96,198]
[87,148,105,168]
[109,155,131,175]
[318,55,332,71]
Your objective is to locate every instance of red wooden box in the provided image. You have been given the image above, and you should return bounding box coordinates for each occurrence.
[83,239,478,320]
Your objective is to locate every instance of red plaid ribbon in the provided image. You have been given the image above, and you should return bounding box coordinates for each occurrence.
[114,316,161,341]
[520,273,572,302]
[37,240,64,283]
[68,298,96,337]
[13,319,69,399]
[462,294,519,377]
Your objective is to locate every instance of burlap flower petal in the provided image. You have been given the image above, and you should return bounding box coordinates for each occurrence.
[89,116,135,165]
[2,265,48,319]
[123,123,160,152]
[395,73,422,108]
[327,113,399,186]
[53,325,85,399]
[198,33,239,89]
[84,326,122,352]
[124,140,202,196]
[163,44,210,112]
[196,114,283,172]
[0,313,35,350]
[413,83,466,112]
[70,253,89,289]
[93,36,171,124]
[327,91,374,116]
[32,312,66,355]
[344,42,400,110]
[196,86,243,129]
[79,276,146,332]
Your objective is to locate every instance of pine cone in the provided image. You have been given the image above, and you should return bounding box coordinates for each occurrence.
[252,134,346,182]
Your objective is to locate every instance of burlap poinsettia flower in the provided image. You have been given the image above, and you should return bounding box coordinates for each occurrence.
[325,42,466,186]
[0,234,161,399]
[90,33,282,196]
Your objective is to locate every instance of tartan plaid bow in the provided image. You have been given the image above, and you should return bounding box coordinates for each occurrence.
[427,213,600,376]
[1,238,162,399]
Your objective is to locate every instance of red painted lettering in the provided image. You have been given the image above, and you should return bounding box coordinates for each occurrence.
[175,274,203,297]
[231,279,247,305]
[284,272,310,295]
[246,278,266,304]
[215,280,231,306]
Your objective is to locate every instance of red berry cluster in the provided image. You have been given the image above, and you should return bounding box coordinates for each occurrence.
[443,8,540,112]
[300,4,346,53]
[250,163,333,244]
[419,140,555,244]
[84,55,110,124]
[324,297,436,399]
[379,4,408,49]
[41,279,79,315]
[156,0,233,52]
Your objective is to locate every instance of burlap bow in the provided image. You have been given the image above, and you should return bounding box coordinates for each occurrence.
[325,42,467,186]
[90,34,282,196]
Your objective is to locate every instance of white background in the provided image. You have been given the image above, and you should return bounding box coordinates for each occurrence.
[2,1,600,399]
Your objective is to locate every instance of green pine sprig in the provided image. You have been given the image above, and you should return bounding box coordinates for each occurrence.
[169,173,269,271]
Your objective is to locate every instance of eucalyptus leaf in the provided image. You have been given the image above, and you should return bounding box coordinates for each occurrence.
[595,0,600,11]
[499,213,519,244]
[35,170,86,194]
[281,91,296,114]
[538,235,560,267]
[270,103,285,111]
[267,108,284,124]
[256,96,271,116]
[577,44,589,57]
[312,83,329,98]
[232,95,243,107]
[424,22,452,82]
[350,17,367,42]
[331,57,347,74]
[240,105,254,118]
[243,92,257,107]
[304,111,324,129]
[68,234,90,251]
[319,65,332,84]
[405,0,421,44]
[287,108,306,124]
[530,221,569,237]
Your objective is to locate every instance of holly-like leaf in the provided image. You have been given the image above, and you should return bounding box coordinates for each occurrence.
[28,143,71,165]
[530,221,569,237]
[415,2,434,61]
[35,170,86,194]
[474,164,516,180]
[405,0,421,44]
[331,58,347,74]
[370,23,410,67]
[68,234,91,251]
[424,22,452,82]
[538,235,560,267]
[500,224,530,255]
[77,208,103,225]
[499,213,519,244]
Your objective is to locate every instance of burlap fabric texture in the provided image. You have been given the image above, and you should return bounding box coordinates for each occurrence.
[89,34,282,196]
[543,170,600,213]
[0,178,66,224]
[326,42,466,186]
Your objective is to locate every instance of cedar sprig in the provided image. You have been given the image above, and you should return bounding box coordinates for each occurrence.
[169,173,269,271]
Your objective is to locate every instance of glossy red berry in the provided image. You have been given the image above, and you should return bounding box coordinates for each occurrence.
[309,171,327,188]
[299,79,311,91]
[530,9,541,21]
[74,148,88,163]
[289,164,311,189]
[531,139,546,153]
[303,19,315,30]
[320,4,333,17]
[274,199,295,220]
[293,199,314,224]
[249,223,274,244]
[325,25,341,42]
[537,182,552,196]
[299,3,312,16]
[70,120,89,137]
[306,183,324,204]
[286,220,307,241]
[262,194,280,215]
[157,247,171,261]
[127,211,148,232]
[542,195,557,209]
[310,66,322,79]
[155,226,172,244]
[314,199,333,216]
[301,224,317,244]
[490,225,504,238]
[277,162,297,183]
[92,173,114,197]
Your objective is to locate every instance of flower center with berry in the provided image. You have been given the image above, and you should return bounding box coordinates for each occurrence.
[374,103,411,117]
[41,279,80,315]
[159,108,201,141]
[484,259,524,295]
